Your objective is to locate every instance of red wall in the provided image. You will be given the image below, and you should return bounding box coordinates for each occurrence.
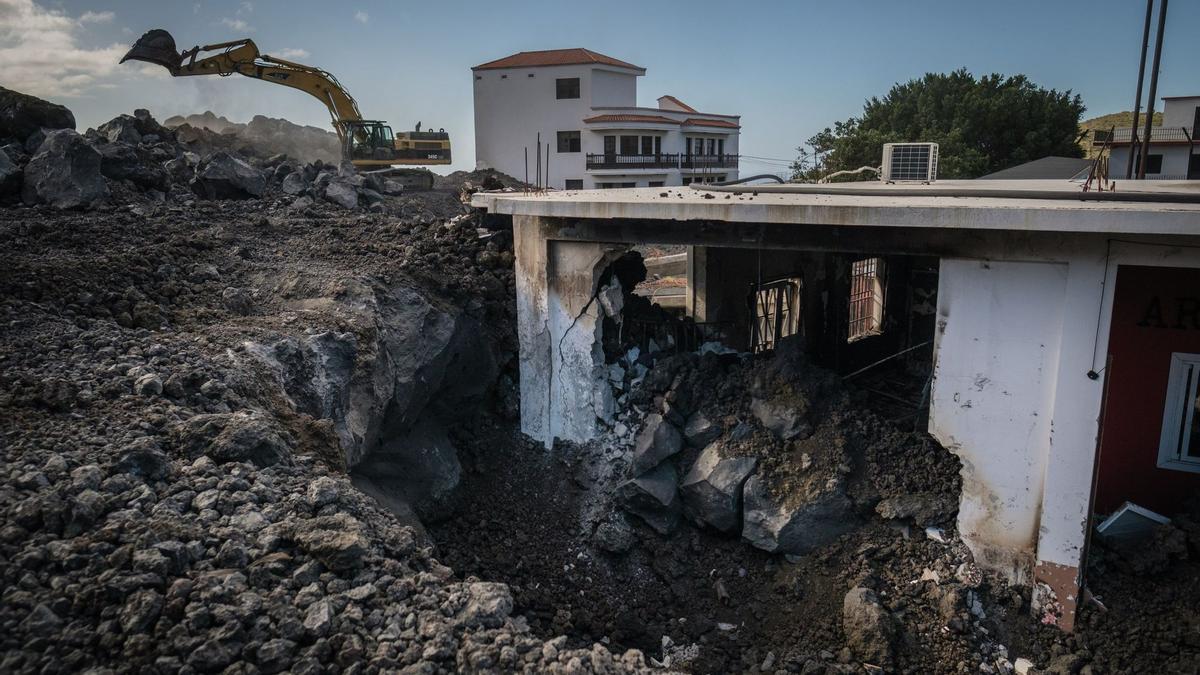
[1095,265,1200,514]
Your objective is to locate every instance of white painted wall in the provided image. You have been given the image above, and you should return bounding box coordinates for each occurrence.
[473,59,739,189]
[591,70,637,107]
[931,259,1068,583]
[473,64,639,188]
[1110,145,1196,179]
[1162,97,1200,128]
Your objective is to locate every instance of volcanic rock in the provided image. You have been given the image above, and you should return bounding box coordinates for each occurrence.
[680,442,758,533]
[21,129,109,209]
[0,86,75,141]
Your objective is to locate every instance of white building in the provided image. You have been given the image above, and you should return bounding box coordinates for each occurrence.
[472,48,739,189]
[472,179,1200,631]
[1104,95,1200,179]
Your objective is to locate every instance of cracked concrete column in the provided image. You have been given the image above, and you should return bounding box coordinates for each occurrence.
[513,215,625,448]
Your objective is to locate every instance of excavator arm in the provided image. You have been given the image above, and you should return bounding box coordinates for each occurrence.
[122,29,362,142]
[122,28,452,183]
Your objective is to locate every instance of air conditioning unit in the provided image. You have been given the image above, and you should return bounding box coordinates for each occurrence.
[881,142,938,183]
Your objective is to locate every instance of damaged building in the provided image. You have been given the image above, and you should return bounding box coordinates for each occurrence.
[472,178,1200,631]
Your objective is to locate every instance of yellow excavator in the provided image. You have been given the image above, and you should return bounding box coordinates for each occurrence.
[121,29,450,189]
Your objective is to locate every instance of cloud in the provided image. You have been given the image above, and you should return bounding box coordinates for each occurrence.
[79,10,114,23]
[273,48,309,60]
[220,17,253,32]
[238,1,253,14]
[354,10,368,24]
[0,0,128,97]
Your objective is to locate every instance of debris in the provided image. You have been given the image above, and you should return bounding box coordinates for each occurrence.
[1096,501,1171,542]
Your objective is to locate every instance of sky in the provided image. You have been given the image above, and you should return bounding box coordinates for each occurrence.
[1,0,1197,176]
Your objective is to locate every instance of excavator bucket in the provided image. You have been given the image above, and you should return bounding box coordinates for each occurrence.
[120,29,182,73]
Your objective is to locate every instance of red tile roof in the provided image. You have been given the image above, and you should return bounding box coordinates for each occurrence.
[658,95,697,112]
[583,114,680,125]
[473,48,643,71]
[682,117,740,129]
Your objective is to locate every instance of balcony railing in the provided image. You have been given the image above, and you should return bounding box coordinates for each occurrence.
[1091,127,1194,145]
[586,153,679,169]
[681,154,739,169]
[585,153,739,170]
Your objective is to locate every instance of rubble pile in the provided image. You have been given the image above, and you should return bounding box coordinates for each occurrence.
[0,92,460,214]
[0,88,641,674]
[163,111,343,165]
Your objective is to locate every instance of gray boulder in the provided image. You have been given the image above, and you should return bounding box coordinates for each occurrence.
[190,151,265,199]
[680,442,757,533]
[741,473,856,554]
[96,114,143,144]
[21,129,109,209]
[617,461,681,534]
[750,396,811,441]
[97,141,169,190]
[323,180,358,209]
[454,582,514,628]
[683,411,721,448]
[172,411,291,468]
[0,148,20,197]
[843,587,896,666]
[630,413,683,475]
[0,86,74,141]
[280,171,307,195]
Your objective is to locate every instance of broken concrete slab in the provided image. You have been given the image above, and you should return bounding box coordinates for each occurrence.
[630,413,683,475]
[617,461,681,534]
[680,442,757,533]
[741,474,856,554]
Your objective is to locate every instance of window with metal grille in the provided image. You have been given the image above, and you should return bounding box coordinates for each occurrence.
[1158,352,1200,473]
[848,258,885,342]
[751,277,802,353]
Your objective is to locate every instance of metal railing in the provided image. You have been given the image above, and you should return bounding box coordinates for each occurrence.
[681,154,739,169]
[586,153,679,169]
[1092,127,1194,145]
[585,153,739,170]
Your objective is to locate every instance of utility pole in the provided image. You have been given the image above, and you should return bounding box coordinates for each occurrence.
[1138,0,1168,179]
[1126,0,1154,179]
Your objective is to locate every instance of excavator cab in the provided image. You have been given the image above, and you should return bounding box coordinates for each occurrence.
[344,121,397,162]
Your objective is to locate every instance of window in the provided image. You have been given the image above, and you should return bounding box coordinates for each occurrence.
[649,181,665,187]
[707,139,716,155]
[603,136,616,157]
[556,77,580,99]
[848,257,886,342]
[1158,353,1200,473]
[474,75,482,80]
[527,73,535,78]
[620,136,639,155]
[597,182,635,189]
[565,179,583,190]
[1138,153,1164,174]
[751,277,803,353]
[557,131,581,153]
[641,136,654,155]
[718,139,725,156]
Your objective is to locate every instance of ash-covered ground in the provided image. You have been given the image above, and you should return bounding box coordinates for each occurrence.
[2,87,1199,674]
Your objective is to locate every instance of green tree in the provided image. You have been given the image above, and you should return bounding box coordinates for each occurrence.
[798,69,1086,180]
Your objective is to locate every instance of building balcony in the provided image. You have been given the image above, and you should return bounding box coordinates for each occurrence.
[681,154,738,170]
[585,153,738,170]
[586,153,680,170]
[1092,127,1194,146]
